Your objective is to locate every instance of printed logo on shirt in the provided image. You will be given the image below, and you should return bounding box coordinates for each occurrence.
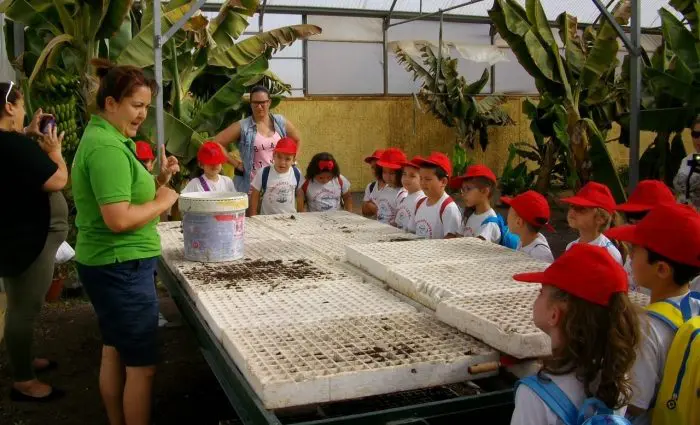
[415,219,433,238]
[311,188,339,211]
[377,199,392,223]
[462,225,476,237]
[395,207,410,229]
[268,181,293,204]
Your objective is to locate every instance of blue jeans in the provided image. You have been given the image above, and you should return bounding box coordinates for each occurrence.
[77,258,159,366]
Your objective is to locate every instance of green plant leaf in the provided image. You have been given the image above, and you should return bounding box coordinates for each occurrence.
[659,8,699,69]
[28,34,74,89]
[584,118,626,202]
[97,0,133,40]
[108,13,133,62]
[208,0,259,47]
[579,1,630,88]
[0,0,63,35]
[140,106,205,162]
[208,24,321,68]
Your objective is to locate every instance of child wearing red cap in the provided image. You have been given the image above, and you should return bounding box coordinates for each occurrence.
[374,148,408,226]
[452,165,501,243]
[614,180,676,294]
[561,182,622,264]
[605,204,700,425]
[182,142,237,194]
[301,152,352,212]
[362,149,386,217]
[511,244,641,425]
[395,156,426,232]
[410,153,461,239]
[134,141,155,172]
[502,191,554,263]
[250,137,304,216]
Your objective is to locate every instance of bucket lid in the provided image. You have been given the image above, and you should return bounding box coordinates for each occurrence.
[179,191,249,213]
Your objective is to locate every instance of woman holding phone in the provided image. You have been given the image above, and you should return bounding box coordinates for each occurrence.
[0,81,69,401]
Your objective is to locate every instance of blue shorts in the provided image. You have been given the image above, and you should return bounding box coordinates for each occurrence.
[77,258,159,367]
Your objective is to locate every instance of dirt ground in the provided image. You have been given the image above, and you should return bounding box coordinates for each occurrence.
[0,194,576,425]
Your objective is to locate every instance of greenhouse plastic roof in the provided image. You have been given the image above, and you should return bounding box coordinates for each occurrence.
[233,0,676,28]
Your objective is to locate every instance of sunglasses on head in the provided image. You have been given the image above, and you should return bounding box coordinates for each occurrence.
[692,130,700,138]
[4,80,15,105]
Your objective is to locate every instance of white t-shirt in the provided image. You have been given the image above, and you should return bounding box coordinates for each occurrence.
[519,233,554,263]
[629,294,700,425]
[461,208,501,244]
[376,186,406,226]
[692,275,700,292]
[396,190,425,232]
[565,234,623,265]
[511,372,627,425]
[304,175,351,212]
[251,166,303,215]
[182,175,236,193]
[673,153,700,209]
[411,193,461,239]
[363,180,382,202]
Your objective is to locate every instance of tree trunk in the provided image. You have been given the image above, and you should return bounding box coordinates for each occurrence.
[535,141,558,194]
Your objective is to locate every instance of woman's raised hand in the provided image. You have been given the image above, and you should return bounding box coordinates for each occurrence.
[38,125,65,155]
[157,148,180,186]
[26,108,54,138]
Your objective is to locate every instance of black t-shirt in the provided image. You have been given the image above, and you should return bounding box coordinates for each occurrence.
[0,130,58,277]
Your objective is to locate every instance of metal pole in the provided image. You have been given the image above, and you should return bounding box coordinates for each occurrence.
[490,25,496,94]
[259,0,268,33]
[628,0,641,190]
[387,0,486,29]
[383,17,389,95]
[387,0,399,20]
[154,0,165,167]
[302,14,309,96]
[436,11,443,92]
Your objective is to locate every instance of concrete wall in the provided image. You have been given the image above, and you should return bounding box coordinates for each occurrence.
[275,96,694,190]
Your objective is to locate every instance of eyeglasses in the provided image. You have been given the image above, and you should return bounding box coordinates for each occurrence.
[4,80,14,105]
[251,100,270,108]
[691,130,700,138]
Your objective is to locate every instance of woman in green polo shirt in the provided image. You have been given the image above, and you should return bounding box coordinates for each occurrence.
[72,59,179,425]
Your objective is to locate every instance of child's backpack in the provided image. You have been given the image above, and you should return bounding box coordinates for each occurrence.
[260,165,301,194]
[415,196,454,223]
[481,214,520,249]
[645,291,700,425]
[516,376,631,425]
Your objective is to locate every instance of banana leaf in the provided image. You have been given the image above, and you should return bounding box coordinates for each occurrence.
[208,0,258,47]
[109,14,133,62]
[140,106,205,162]
[670,0,700,37]
[28,34,74,88]
[0,0,62,35]
[579,1,630,88]
[659,8,699,72]
[96,0,133,40]
[208,24,322,68]
[584,118,626,202]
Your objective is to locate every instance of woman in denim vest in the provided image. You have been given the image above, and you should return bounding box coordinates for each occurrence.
[213,86,302,194]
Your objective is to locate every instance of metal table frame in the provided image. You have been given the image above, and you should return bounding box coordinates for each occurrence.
[158,258,515,425]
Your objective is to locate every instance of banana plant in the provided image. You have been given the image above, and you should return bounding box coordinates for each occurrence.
[393,41,514,152]
[488,0,629,201]
[118,0,321,164]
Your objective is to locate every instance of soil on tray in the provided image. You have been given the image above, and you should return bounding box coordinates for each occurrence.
[183,259,330,288]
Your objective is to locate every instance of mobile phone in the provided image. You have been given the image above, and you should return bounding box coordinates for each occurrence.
[40,116,56,135]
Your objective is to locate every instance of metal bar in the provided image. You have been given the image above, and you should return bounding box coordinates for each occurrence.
[383,17,389,95]
[436,12,443,93]
[162,0,207,44]
[154,0,165,168]
[628,0,641,190]
[490,25,496,94]
[591,0,616,27]
[590,0,639,55]
[302,14,309,96]
[387,0,487,29]
[259,0,268,33]
[157,261,283,425]
[387,0,399,20]
[12,19,24,81]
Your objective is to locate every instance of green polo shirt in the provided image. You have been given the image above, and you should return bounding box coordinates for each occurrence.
[72,115,160,266]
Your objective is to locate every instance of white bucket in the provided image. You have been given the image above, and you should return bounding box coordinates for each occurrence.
[179,192,249,262]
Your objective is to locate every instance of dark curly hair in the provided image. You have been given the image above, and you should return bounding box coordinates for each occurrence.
[306,152,340,180]
[541,289,641,409]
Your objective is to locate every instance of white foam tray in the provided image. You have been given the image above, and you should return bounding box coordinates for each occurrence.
[297,233,421,261]
[436,288,550,359]
[255,212,404,237]
[197,281,417,341]
[222,313,499,409]
[347,238,533,282]
[386,258,548,310]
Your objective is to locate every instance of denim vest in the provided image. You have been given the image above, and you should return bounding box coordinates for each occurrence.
[236,114,287,194]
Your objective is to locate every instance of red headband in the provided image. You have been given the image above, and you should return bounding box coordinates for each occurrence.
[319,160,335,171]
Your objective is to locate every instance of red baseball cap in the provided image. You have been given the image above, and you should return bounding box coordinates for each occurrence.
[364,149,385,164]
[401,155,422,169]
[134,141,155,161]
[605,203,700,267]
[274,137,298,155]
[197,141,228,165]
[514,244,628,306]
[414,152,453,177]
[451,164,497,187]
[561,182,616,213]
[615,180,676,213]
[376,148,407,170]
[501,190,554,232]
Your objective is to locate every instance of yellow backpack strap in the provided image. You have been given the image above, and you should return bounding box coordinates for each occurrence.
[646,301,684,331]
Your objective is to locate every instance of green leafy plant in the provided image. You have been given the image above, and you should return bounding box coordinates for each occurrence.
[499,144,536,197]
[488,0,630,201]
[392,41,514,152]
[451,144,474,178]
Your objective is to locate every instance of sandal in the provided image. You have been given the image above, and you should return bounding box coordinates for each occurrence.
[10,387,66,403]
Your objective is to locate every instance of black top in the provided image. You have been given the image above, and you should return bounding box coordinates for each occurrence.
[0,130,58,277]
